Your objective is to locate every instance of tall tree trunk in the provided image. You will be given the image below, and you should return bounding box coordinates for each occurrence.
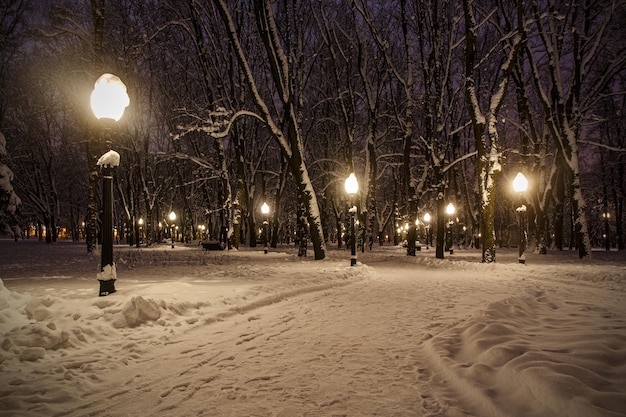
[215,136,232,248]
[215,0,326,259]
[87,0,105,254]
[463,0,522,262]
[527,0,594,258]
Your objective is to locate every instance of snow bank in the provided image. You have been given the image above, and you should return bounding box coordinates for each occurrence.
[423,287,626,417]
[0,249,369,369]
[1,242,624,417]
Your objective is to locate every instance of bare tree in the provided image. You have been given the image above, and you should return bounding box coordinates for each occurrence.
[522,0,626,258]
[463,0,523,262]
[214,0,327,259]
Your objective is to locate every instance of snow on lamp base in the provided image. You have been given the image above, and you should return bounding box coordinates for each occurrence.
[97,263,117,296]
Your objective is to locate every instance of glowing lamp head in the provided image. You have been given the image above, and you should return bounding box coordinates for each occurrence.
[90,73,130,121]
[423,213,431,223]
[345,173,358,195]
[261,202,270,215]
[513,172,528,193]
[169,211,176,222]
[446,203,455,216]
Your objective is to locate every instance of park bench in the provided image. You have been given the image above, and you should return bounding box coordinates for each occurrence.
[201,240,225,251]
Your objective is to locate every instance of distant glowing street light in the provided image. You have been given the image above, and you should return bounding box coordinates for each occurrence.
[91,73,129,297]
[345,173,359,266]
[261,202,270,254]
[169,211,176,249]
[446,203,455,254]
[513,172,528,264]
[424,213,431,249]
[513,172,529,194]
[602,211,611,251]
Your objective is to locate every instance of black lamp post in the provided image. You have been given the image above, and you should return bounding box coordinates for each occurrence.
[424,213,431,249]
[169,211,176,248]
[345,173,359,266]
[261,202,270,254]
[91,73,129,297]
[513,172,528,264]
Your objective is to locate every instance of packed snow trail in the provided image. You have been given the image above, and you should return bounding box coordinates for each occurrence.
[1,242,624,417]
[54,262,529,417]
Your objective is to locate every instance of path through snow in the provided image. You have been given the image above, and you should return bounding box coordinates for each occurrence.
[1,241,625,416]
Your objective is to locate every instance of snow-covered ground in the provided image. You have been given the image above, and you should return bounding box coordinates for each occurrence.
[0,239,625,417]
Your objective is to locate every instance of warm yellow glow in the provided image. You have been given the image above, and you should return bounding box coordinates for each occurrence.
[345,173,358,195]
[90,73,130,121]
[261,202,270,215]
[446,203,455,216]
[513,172,528,193]
[169,211,176,222]
[423,213,431,223]
[138,218,144,225]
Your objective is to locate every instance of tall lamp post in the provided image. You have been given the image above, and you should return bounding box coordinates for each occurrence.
[446,203,455,254]
[169,211,176,248]
[424,213,431,249]
[513,172,528,264]
[261,202,270,254]
[137,217,143,248]
[91,73,129,297]
[345,173,359,266]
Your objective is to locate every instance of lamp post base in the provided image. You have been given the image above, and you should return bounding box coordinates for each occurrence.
[98,279,116,297]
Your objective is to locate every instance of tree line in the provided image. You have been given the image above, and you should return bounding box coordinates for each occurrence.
[0,0,624,261]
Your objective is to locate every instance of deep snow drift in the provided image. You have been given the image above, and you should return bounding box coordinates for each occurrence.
[0,239,625,417]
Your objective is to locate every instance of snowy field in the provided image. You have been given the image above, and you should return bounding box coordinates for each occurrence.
[0,239,625,417]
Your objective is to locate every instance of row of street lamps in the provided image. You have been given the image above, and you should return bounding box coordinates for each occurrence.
[91,71,530,293]
[342,172,529,266]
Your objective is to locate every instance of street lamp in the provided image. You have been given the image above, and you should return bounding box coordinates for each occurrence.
[513,172,528,264]
[169,211,176,248]
[602,211,610,251]
[91,73,129,297]
[446,203,455,254]
[138,217,144,247]
[423,213,431,249]
[261,202,270,254]
[345,173,359,266]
